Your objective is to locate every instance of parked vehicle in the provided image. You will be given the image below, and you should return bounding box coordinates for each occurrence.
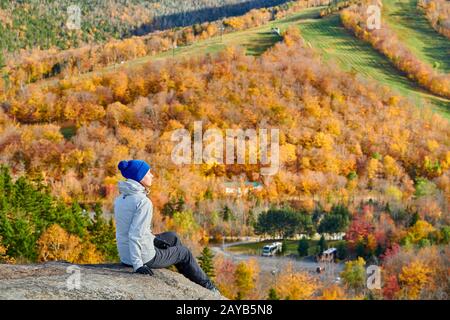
[261,242,283,256]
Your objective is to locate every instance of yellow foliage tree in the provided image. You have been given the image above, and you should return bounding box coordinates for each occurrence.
[340,257,366,293]
[383,155,400,178]
[37,224,103,264]
[38,224,82,262]
[234,259,259,299]
[77,241,104,264]
[367,158,380,180]
[108,72,129,102]
[283,26,302,47]
[106,101,134,127]
[314,132,334,151]
[385,185,403,202]
[0,236,15,264]
[274,263,318,300]
[399,261,432,299]
[426,139,439,153]
[280,143,297,163]
[407,220,435,244]
[321,285,347,300]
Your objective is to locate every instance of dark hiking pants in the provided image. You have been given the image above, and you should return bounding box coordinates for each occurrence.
[144,231,212,289]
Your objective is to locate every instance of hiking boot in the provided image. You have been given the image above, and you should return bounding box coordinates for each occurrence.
[203,280,221,296]
[209,286,221,296]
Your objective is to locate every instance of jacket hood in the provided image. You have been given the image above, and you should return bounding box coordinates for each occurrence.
[118,179,147,196]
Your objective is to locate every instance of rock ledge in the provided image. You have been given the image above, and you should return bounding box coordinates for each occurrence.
[0,262,225,300]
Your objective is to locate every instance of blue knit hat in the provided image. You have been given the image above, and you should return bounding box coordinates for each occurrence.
[118,160,151,182]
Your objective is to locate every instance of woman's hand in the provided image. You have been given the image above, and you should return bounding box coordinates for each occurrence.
[135,265,154,276]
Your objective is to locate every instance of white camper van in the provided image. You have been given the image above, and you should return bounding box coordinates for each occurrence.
[261,242,283,257]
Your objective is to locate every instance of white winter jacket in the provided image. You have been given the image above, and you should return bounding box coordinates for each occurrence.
[114,179,156,271]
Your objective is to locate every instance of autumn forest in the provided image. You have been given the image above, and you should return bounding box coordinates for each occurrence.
[0,0,449,300]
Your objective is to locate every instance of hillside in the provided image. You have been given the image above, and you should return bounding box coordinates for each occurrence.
[20,4,448,118]
[0,0,449,301]
[383,0,450,73]
[2,27,448,216]
[0,261,225,300]
[298,13,450,118]
[341,1,450,108]
[0,0,290,53]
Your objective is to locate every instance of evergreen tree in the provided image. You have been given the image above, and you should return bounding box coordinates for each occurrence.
[255,209,314,239]
[318,204,350,235]
[297,238,309,257]
[197,246,215,279]
[355,240,366,258]
[222,205,234,222]
[0,165,96,262]
[336,241,348,260]
[440,226,450,244]
[267,288,280,300]
[88,202,118,261]
[318,234,327,254]
[90,203,105,233]
[410,211,420,227]
[281,239,288,255]
[375,243,384,258]
[204,188,213,200]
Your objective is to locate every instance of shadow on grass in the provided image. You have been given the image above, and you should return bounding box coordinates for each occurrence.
[246,31,282,56]
[387,0,450,72]
[245,7,325,56]
[299,14,450,117]
[303,15,418,90]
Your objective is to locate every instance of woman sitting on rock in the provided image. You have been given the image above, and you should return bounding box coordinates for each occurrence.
[114,159,219,294]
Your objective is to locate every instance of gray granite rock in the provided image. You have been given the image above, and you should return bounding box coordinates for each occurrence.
[0,261,225,300]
